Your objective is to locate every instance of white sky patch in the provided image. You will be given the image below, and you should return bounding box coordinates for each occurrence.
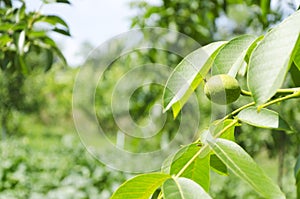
[26,0,138,66]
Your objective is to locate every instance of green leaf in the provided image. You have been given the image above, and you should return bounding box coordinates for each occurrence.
[52,27,71,36]
[33,37,67,65]
[244,35,264,64]
[52,45,67,65]
[208,138,285,199]
[41,36,57,47]
[28,30,47,38]
[209,119,236,141]
[110,173,170,199]
[162,177,212,199]
[0,23,14,31]
[293,38,300,70]
[18,55,28,75]
[290,62,300,86]
[44,49,54,72]
[163,41,226,118]
[0,56,11,70]
[169,143,211,191]
[260,0,271,24]
[43,0,71,4]
[240,35,264,76]
[37,15,69,29]
[0,34,12,47]
[248,10,300,105]
[210,154,228,175]
[212,35,256,77]
[237,107,291,131]
[56,0,71,4]
[11,23,27,31]
[208,119,238,176]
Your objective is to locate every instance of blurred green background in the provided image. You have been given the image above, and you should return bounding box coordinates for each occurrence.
[1,0,300,198]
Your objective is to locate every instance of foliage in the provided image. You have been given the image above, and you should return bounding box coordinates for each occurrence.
[129,0,291,43]
[0,131,128,199]
[0,0,70,135]
[111,9,300,199]
[0,0,69,73]
[0,52,128,198]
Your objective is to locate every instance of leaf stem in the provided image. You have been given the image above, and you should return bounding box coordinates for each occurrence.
[241,89,252,96]
[157,191,163,199]
[276,88,300,94]
[174,145,209,178]
[214,119,239,138]
[175,119,239,178]
[258,90,300,111]
[240,87,300,97]
[216,88,300,125]
[215,102,255,125]
[231,102,256,116]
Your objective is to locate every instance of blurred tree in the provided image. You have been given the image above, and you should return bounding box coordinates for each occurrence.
[0,0,70,136]
[129,0,299,43]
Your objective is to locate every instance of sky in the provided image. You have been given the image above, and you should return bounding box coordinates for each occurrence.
[27,0,140,66]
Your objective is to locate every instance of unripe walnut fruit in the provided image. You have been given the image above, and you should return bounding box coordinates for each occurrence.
[204,74,241,105]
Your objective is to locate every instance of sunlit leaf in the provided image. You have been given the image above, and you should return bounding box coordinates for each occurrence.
[248,10,300,105]
[0,34,12,47]
[27,31,47,38]
[209,119,236,141]
[237,107,291,131]
[244,35,264,64]
[212,35,256,77]
[162,177,212,199]
[110,173,170,199]
[208,138,285,199]
[169,144,210,191]
[163,41,226,118]
[0,23,13,31]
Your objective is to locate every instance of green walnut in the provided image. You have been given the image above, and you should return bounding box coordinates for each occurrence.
[204,74,241,105]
